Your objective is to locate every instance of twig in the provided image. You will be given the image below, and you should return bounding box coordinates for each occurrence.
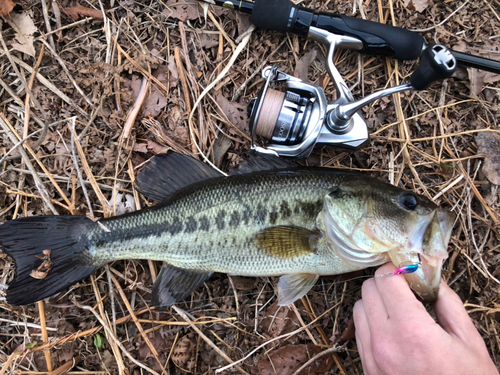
[175,46,192,114]
[0,114,58,214]
[40,0,56,51]
[119,77,148,147]
[47,355,80,375]
[0,76,45,129]
[172,305,250,375]
[73,299,160,375]
[51,0,63,39]
[0,120,64,166]
[90,274,127,375]
[0,22,49,121]
[411,0,471,33]
[74,134,111,217]
[188,30,254,175]
[110,273,164,370]
[214,301,342,373]
[37,301,53,371]
[231,36,286,101]
[11,55,89,118]
[290,345,348,375]
[70,117,94,217]
[38,38,93,107]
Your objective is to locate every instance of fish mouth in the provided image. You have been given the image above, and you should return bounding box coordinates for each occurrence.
[403,254,443,302]
[394,208,455,302]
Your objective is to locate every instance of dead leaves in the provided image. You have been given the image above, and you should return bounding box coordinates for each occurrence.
[214,93,249,135]
[259,301,300,338]
[9,11,37,56]
[476,131,500,185]
[172,333,195,369]
[257,344,334,375]
[403,0,429,13]
[453,41,500,96]
[0,0,15,17]
[163,0,201,22]
[294,49,318,82]
[63,5,103,21]
[30,249,52,279]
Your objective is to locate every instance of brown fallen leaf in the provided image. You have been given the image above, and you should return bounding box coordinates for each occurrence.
[257,344,334,375]
[63,5,103,21]
[259,301,299,338]
[0,0,15,17]
[476,131,500,185]
[214,93,249,135]
[172,333,195,367]
[403,0,429,13]
[294,49,318,82]
[10,11,37,57]
[339,316,356,342]
[453,41,500,96]
[163,0,200,22]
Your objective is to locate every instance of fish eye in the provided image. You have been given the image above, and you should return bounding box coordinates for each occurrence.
[399,193,418,210]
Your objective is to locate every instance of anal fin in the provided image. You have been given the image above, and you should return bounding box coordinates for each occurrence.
[152,264,213,309]
[277,273,319,306]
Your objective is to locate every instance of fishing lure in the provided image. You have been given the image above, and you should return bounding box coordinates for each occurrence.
[377,263,420,278]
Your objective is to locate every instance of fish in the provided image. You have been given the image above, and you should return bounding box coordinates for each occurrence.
[0,152,455,307]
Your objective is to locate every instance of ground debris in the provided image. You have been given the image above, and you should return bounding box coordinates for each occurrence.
[256,344,334,375]
[0,0,499,373]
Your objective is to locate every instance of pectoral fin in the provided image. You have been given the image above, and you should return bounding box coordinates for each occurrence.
[255,226,320,258]
[152,264,213,309]
[277,273,319,306]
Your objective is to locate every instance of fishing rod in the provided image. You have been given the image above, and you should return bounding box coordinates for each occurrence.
[203,0,500,73]
[197,0,497,158]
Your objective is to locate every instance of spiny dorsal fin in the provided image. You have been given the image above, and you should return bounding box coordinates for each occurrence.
[277,273,319,306]
[152,263,213,309]
[230,151,298,175]
[255,226,320,258]
[135,153,223,202]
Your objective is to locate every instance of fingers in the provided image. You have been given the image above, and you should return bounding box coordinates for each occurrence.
[360,278,388,332]
[353,299,377,374]
[434,280,484,344]
[373,262,427,320]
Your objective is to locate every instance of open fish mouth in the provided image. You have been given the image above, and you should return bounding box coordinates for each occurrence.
[320,199,455,302]
[399,209,455,301]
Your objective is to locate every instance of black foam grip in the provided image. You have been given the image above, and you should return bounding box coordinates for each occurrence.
[339,16,424,60]
[251,0,294,32]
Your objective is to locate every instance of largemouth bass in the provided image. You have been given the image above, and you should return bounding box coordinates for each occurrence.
[0,153,455,307]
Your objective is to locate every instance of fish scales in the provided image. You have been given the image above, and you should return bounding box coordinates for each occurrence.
[0,152,455,306]
[85,170,355,276]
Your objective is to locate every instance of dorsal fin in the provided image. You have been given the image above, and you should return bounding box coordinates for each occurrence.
[135,153,223,202]
[230,151,297,175]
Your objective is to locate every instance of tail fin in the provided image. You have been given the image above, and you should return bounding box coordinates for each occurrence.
[0,216,97,306]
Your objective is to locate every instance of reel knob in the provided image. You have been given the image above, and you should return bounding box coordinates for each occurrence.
[410,45,456,90]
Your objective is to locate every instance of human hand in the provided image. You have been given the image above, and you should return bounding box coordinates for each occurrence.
[353,263,499,375]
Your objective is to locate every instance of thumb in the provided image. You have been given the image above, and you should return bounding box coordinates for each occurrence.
[433,280,482,344]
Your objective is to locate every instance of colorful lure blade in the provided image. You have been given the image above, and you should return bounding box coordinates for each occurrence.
[394,264,419,275]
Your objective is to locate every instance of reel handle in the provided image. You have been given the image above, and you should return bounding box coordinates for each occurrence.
[410,45,457,90]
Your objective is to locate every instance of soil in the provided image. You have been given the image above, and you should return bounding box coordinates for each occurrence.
[0,0,499,373]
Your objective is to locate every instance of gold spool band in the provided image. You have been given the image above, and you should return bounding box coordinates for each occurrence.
[254,89,285,140]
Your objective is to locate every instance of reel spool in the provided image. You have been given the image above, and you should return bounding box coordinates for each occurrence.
[248,88,313,145]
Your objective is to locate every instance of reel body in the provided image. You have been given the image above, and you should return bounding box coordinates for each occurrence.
[247,28,456,158]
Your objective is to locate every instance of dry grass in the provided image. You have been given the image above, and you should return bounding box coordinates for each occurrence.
[0,0,499,373]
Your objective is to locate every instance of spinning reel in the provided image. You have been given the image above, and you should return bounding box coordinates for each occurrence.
[248,28,456,158]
